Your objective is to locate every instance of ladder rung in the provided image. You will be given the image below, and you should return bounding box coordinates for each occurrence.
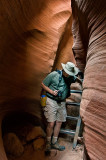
[70,90,82,94]
[66,102,80,106]
[66,116,79,120]
[60,129,75,136]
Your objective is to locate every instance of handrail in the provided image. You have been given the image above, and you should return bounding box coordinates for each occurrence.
[66,116,79,120]
[66,102,80,106]
[60,129,75,136]
[70,90,82,94]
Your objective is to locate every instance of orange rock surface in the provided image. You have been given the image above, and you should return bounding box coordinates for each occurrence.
[72,0,106,159]
[0,1,75,160]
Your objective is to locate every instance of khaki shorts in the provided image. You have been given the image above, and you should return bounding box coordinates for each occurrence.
[43,97,67,122]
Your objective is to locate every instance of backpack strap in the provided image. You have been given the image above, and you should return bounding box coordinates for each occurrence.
[56,69,70,97]
[55,69,66,92]
[55,69,62,82]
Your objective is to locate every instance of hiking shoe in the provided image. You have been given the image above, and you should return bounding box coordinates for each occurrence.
[45,141,51,151]
[51,141,65,151]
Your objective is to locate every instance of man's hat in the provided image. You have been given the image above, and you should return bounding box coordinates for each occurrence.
[61,62,79,76]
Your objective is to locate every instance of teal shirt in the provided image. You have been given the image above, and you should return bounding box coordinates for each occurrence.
[43,71,76,101]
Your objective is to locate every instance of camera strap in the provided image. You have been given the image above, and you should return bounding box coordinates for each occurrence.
[56,70,66,93]
[56,69,62,83]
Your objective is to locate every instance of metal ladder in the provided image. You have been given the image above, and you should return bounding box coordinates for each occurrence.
[60,90,82,149]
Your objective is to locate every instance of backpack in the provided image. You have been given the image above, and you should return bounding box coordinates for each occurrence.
[55,69,70,98]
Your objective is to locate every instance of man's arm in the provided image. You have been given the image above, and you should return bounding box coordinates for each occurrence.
[41,82,58,96]
[76,77,83,85]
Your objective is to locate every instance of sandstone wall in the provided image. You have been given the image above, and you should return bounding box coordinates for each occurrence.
[72,0,106,159]
[0,1,75,159]
[0,0,74,118]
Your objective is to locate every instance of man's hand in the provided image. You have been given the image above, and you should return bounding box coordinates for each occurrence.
[52,90,59,96]
[41,82,59,96]
[76,77,83,85]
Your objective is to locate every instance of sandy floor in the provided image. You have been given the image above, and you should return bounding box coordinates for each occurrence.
[8,137,83,160]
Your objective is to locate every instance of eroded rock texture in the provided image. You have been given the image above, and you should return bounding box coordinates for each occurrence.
[0,0,106,160]
[0,0,75,159]
[3,133,24,157]
[72,0,106,159]
[0,0,73,114]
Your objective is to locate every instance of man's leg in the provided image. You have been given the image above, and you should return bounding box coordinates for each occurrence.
[52,121,62,145]
[53,121,62,140]
[45,121,55,151]
[46,121,55,137]
[52,121,65,151]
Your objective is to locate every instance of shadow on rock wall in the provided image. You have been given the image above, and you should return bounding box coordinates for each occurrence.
[0,0,75,160]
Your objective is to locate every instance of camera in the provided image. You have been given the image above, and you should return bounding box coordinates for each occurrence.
[57,90,62,98]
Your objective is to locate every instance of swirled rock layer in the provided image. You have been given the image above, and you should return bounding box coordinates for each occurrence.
[72,0,106,159]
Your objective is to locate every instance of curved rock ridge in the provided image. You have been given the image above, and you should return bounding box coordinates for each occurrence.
[72,0,106,159]
[0,0,73,114]
[0,0,75,160]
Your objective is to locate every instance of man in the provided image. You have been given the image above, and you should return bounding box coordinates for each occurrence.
[41,62,82,151]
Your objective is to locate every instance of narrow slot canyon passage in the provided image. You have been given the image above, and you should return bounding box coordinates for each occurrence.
[0,0,106,160]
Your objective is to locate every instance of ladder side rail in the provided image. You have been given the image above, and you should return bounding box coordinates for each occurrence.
[72,116,81,149]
